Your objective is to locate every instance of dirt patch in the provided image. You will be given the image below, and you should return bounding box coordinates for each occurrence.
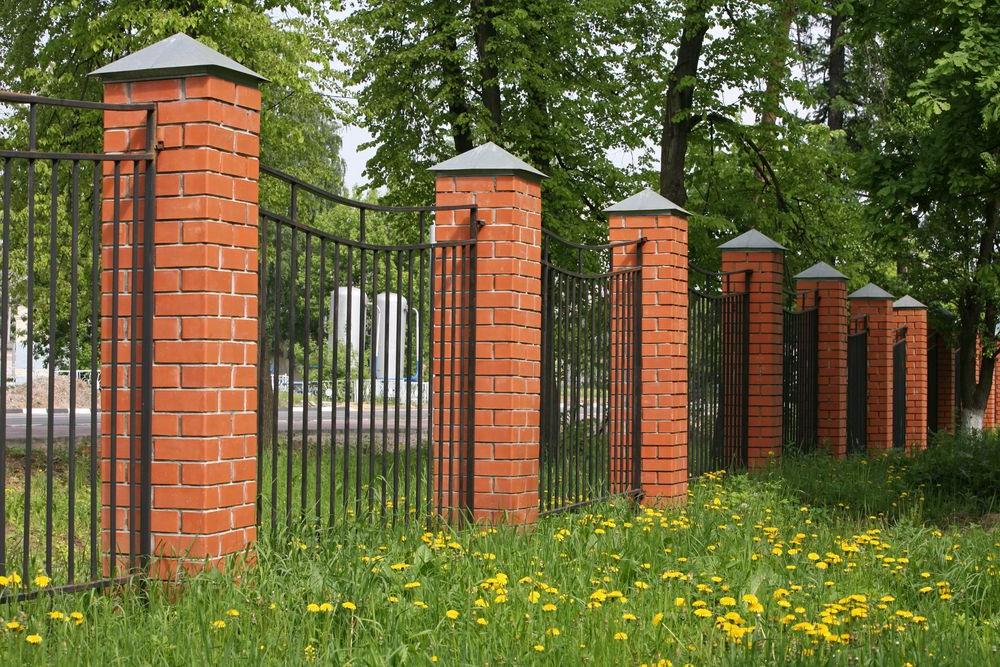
[6,376,94,410]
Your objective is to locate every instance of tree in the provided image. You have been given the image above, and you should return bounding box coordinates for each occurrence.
[0,0,345,370]
[851,0,1000,429]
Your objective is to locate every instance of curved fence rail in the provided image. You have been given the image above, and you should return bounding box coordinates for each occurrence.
[687,267,749,477]
[538,230,641,514]
[256,167,478,531]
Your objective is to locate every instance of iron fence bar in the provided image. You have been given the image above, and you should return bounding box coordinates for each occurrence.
[0,160,8,576]
[631,250,643,495]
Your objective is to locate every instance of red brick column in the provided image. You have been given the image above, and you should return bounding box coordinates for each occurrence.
[606,189,688,502]
[97,36,264,574]
[795,262,848,457]
[720,230,785,468]
[429,143,543,524]
[894,297,928,452]
[849,284,895,454]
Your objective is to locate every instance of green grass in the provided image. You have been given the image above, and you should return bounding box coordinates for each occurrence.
[1,443,998,665]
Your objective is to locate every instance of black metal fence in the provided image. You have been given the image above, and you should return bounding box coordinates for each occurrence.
[257,167,477,531]
[0,91,155,601]
[847,316,868,455]
[893,327,908,450]
[782,292,819,452]
[687,267,749,477]
[538,230,641,514]
[927,333,939,435]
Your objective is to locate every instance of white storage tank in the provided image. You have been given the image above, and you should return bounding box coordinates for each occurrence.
[374,292,408,381]
[329,287,366,356]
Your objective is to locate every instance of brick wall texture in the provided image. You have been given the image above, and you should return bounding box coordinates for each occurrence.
[102,75,260,573]
[797,278,848,457]
[849,298,894,454]
[895,307,928,452]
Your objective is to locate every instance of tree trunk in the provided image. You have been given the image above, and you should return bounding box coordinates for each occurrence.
[441,31,475,154]
[761,0,797,127]
[659,1,710,207]
[827,5,846,131]
[472,0,502,132]
[956,195,1000,431]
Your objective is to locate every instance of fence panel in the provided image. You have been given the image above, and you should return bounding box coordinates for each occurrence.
[893,327,908,450]
[847,317,868,455]
[257,167,477,531]
[782,294,819,452]
[688,268,749,477]
[927,333,939,435]
[0,92,154,601]
[538,231,641,514]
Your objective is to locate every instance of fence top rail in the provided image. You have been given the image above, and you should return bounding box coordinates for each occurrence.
[784,287,820,313]
[690,264,752,295]
[261,165,474,215]
[259,209,476,251]
[540,258,641,280]
[0,90,157,112]
[541,227,645,252]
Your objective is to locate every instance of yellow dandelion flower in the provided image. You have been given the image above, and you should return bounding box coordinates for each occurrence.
[390,563,410,571]
[319,603,333,612]
[48,611,65,621]
[528,590,541,604]
[546,627,561,636]
[533,644,545,652]
[69,611,84,625]
[674,597,686,607]
[404,581,421,590]
[306,603,321,613]
[342,601,357,611]
[614,632,628,641]
[33,574,51,588]
[622,613,637,621]
[445,609,459,620]
[26,634,41,645]
[694,608,713,618]
[211,620,226,630]
[542,603,557,612]
[387,596,399,604]
[226,609,240,617]
[6,620,23,631]
[720,596,736,606]
[652,612,664,626]
[476,617,488,626]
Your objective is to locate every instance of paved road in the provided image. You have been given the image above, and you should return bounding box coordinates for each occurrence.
[4,405,431,441]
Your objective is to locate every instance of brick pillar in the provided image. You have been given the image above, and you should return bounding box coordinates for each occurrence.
[794,262,848,457]
[95,34,264,574]
[605,188,688,503]
[848,284,895,454]
[429,143,543,524]
[894,296,928,452]
[720,230,785,468]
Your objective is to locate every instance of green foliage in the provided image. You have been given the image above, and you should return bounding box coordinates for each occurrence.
[908,430,1000,513]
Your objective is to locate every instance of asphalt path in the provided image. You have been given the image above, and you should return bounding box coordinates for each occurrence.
[4,405,430,442]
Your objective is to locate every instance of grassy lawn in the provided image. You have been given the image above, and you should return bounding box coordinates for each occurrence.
[0,437,997,664]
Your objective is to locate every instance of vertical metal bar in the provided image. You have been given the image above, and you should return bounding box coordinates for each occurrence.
[317,239,326,525]
[381,249,391,520]
[301,233,311,520]
[23,104,37,584]
[403,247,414,522]
[368,247,378,515]
[256,215,268,527]
[464,230,478,520]
[446,245,459,523]
[285,222,297,527]
[391,248,403,525]
[128,159,140,571]
[139,127,156,571]
[317,239,325,524]
[632,248,643,496]
[109,160,121,577]
[45,160,58,574]
[89,162,99,579]
[419,242,430,518]
[329,241,341,526]
[343,243,354,517]
[66,160,80,581]
[356,237,367,517]
[269,222,282,535]
[0,158,9,576]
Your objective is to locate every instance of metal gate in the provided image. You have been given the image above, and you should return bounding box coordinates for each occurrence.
[688,267,749,477]
[538,230,641,514]
[893,327,908,450]
[847,316,868,455]
[782,292,819,452]
[0,92,155,600]
[927,333,939,435]
[256,167,477,531]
